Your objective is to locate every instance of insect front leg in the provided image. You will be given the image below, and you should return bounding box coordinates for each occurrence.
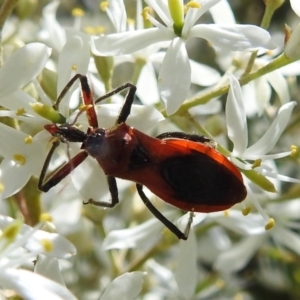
[94,82,137,124]
[85,176,119,208]
[136,184,190,240]
[53,74,99,129]
[38,142,88,192]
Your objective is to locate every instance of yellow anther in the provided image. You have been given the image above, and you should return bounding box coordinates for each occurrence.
[242,207,251,216]
[24,135,33,144]
[16,108,26,116]
[186,1,201,9]
[223,210,230,217]
[71,64,77,71]
[96,26,105,34]
[127,18,135,26]
[39,213,53,222]
[0,182,4,193]
[100,1,109,12]
[251,159,262,169]
[79,104,93,112]
[84,26,97,35]
[72,8,85,17]
[291,145,299,157]
[142,7,150,20]
[41,239,53,253]
[13,154,26,165]
[265,218,275,230]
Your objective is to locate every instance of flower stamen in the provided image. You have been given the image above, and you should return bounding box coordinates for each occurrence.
[13,154,26,165]
[265,218,275,230]
[24,136,32,144]
[41,239,53,253]
[16,108,26,116]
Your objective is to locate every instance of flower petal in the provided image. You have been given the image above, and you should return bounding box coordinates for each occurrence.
[57,29,90,116]
[243,101,296,157]
[190,60,220,86]
[209,0,236,24]
[0,43,51,98]
[100,272,144,300]
[265,70,290,104]
[92,28,174,56]
[0,159,31,200]
[41,0,66,52]
[108,0,127,32]
[0,269,77,300]
[214,235,265,273]
[159,37,191,115]
[273,226,300,256]
[175,230,197,299]
[226,75,248,156]
[34,256,65,285]
[136,62,160,105]
[290,0,300,17]
[183,0,221,35]
[145,0,172,27]
[103,213,175,250]
[188,24,275,50]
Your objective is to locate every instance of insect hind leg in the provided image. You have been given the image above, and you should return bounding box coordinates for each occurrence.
[136,184,191,240]
[85,176,119,208]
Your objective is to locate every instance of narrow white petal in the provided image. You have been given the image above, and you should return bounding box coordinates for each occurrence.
[183,0,221,34]
[71,155,110,201]
[273,226,300,256]
[92,28,174,56]
[209,0,236,24]
[265,70,290,104]
[188,24,275,50]
[35,256,65,285]
[159,38,191,115]
[145,0,172,27]
[0,43,51,98]
[57,29,90,116]
[175,230,197,299]
[190,60,220,86]
[42,0,66,52]
[0,90,40,116]
[0,269,77,300]
[290,0,300,17]
[136,63,160,105]
[0,159,31,200]
[226,75,248,156]
[108,0,127,32]
[214,235,266,273]
[210,211,266,235]
[100,272,144,300]
[26,231,76,258]
[103,214,172,249]
[243,101,296,156]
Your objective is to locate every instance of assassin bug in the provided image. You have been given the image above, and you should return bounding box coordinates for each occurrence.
[38,74,247,240]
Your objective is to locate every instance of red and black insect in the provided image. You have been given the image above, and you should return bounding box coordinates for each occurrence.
[38,74,247,240]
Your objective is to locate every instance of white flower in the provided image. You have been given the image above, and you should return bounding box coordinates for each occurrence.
[0,215,76,300]
[211,199,300,273]
[93,0,275,114]
[226,75,296,162]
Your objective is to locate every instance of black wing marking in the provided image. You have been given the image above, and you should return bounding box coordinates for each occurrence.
[160,153,245,205]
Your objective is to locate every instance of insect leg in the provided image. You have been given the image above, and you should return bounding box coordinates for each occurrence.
[85,176,119,208]
[156,132,213,144]
[136,184,189,240]
[38,143,88,192]
[52,74,98,128]
[94,82,137,124]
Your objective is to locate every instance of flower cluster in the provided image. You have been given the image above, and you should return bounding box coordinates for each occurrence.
[0,0,300,299]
